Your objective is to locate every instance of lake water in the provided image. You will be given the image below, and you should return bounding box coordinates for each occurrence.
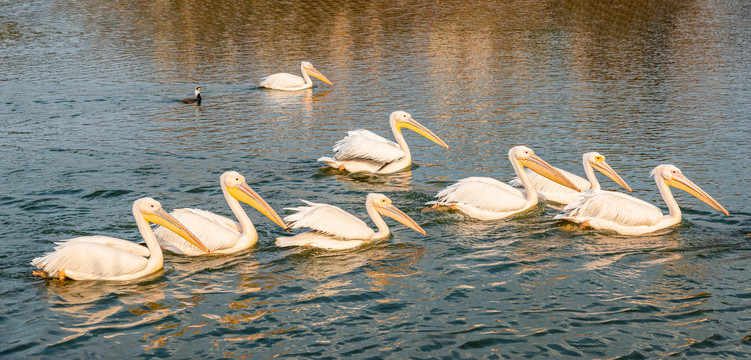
[2,0,751,358]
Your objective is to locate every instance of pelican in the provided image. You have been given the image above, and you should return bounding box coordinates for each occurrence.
[154,171,289,255]
[276,193,426,250]
[554,164,729,235]
[429,146,581,220]
[31,197,209,281]
[180,86,202,105]
[318,111,450,174]
[259,61,333,91]
[509,152,632,205]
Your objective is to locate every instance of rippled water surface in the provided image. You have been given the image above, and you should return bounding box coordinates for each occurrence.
[2,0,751,358]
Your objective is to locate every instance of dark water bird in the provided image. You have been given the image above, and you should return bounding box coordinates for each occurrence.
[180,86,202,105]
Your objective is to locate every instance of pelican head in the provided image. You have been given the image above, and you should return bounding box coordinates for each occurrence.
[584,152,632,191]
[390,111,450,150]
[367,193,427,235]
[221,171,290,230]
[651,164,729,215]
[511,146,581,192]
[194,86,202,95]
[136,197,210,253]
[301,61,333,86]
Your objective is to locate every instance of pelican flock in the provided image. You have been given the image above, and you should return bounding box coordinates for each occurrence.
[318,111,449,174]
[30,60,733,281]
[276,193,426,250]
[154,171,289,255]
[509,152,632,205]
[555,164,729,235]
[429,146,582,220]
[259,61,333,91]
[32,198,209,281]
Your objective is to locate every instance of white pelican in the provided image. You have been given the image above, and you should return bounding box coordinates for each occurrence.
[31,197,209,281]
[554,164,729,235]
[180,86,202,105]
[509,152,632,205]
[154,171,289,255]
[259,61,333,91]
[429,146,581,220]
[276,193,426,250]
[318,111,450,174]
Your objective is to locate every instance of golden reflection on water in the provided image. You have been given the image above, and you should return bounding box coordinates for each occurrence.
[11,0,749,357]
[45,279,170,344]
[366,246,425,292]
[575,232,682,271]
[326,169,414,193]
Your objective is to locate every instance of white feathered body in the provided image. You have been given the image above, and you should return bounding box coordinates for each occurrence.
[275,232,366,250]
[154,208,245,255]
[275,200,377,250]
[554,190,668,235]
[510,168,591,204]
[31,236,155,281]
[433,177,532,220]
[259,73,311,91]
[318,129,409,174]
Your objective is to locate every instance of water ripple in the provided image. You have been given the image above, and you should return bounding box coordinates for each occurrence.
[3,0,751,358]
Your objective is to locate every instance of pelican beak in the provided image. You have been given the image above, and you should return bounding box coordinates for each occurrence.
[668,173,729,216]
[379,203,427,235]
[521,154,582,192]
[228,183,290,231]
[398,117,450,150]
[593,160,632,192]
[305,66,334,86]
[144,208,210,253]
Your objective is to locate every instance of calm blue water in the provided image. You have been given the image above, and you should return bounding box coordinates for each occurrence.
[2,0,751,358]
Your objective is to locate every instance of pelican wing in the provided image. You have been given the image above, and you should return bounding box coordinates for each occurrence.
[332,130,405,163]
[437,177,528,212]
[31,239,149,280]
[154,208,241,254]
[259,73,306,89]
[63,236,150,257]
[556,190,663,226]
[284,200,375,240]
[276,232,366,250]
[174,208,241,233]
